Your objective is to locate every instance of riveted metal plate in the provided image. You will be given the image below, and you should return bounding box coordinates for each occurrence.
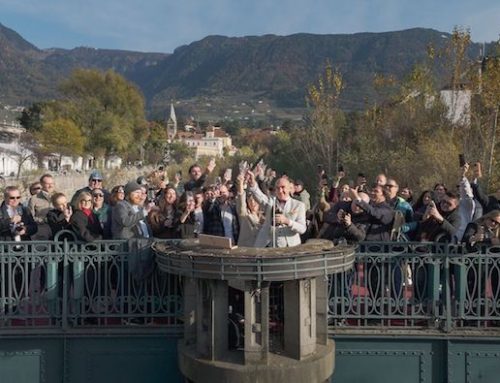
[0,349,44,383]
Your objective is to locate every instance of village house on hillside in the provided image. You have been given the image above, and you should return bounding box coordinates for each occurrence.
[167,103,236,159]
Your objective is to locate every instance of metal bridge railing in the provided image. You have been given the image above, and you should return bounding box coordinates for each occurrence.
[0,237,182,331]
[0,238,498,333]
[328,242,500,332]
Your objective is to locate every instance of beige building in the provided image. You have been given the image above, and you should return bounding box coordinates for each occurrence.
[181,126,233,159]
[168,104,233,159]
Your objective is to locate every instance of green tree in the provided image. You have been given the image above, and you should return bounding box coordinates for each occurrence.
[58,69,147,159]
[18,102,44,132]
[169,141,195,164]
[143,121,168,165]
[35,118,85,169]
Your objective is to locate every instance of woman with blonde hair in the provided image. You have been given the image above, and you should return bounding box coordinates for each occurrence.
[235,173,265,247]
[462,209,500,249]
[70,191,103,242]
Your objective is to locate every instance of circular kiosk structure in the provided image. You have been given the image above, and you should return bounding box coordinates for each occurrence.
[153,239,355,383]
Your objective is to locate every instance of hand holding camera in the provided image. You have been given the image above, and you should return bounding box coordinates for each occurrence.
[423,200,435,221]
[343,212,352,227]
[12,222,26,241]
[337,209,351,226]
[11,214,22,225]
[273,204,287,227]
[428,200,444,222]
[459,154,470,177]
[274,213,288,227]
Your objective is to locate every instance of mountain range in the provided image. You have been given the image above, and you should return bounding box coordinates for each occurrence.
[0,22,486,121]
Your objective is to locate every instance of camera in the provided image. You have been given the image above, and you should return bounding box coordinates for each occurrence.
[338,209,347,221]
[147,188,156,203]
[272,204,284,227]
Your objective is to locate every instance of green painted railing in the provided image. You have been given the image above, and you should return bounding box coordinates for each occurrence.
[0,238,498,335]
[0,237,182,330]
[329,241,500,333]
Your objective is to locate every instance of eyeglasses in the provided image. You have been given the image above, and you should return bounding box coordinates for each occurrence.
[9,196,21,200]
[92,194,104,198]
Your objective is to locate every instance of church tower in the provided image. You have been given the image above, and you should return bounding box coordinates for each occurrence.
[166,102,177,140]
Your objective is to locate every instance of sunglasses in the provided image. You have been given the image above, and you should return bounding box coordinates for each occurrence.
[92,194,104,198]
[90,179,103,182]
[9,196,21,200]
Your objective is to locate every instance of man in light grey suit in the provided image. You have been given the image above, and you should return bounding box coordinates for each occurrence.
[247,172,306,247]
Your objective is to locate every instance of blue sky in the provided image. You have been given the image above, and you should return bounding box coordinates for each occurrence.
[0,0,499,53]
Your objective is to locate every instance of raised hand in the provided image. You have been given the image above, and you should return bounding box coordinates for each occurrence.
[207,158,216,173]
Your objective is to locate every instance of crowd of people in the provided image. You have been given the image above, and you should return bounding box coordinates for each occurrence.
[0,159,498,251]
[1,158,499,328]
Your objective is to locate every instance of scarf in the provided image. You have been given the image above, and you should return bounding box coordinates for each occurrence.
[81,208,96,224]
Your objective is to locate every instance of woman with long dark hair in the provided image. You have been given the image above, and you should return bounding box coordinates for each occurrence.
[148,185,180,239]
[177,191,197,239]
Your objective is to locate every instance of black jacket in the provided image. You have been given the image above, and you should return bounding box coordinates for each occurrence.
[355,200,394,242]
[416,208,461,242]
[320,202,368,243]
[0,202,37,241]
[70,210,103,242]
[471,182,499,214]
[47,209,72,240]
